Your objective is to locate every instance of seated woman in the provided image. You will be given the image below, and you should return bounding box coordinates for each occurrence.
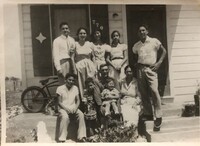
[120,65,142,127]
[101,78,121,116]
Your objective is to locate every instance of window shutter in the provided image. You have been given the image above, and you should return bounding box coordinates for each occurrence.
[30,5,53,76]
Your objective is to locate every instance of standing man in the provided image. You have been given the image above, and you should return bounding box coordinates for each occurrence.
[53,22,76,85]
[132,25,166,132]
[56,73,86,142]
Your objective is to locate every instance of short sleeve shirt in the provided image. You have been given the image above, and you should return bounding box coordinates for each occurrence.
[110,44,127,60]
[132,36,161,65]
[56,85,79,107]
[75,41,93,55]
[92,43,111,62]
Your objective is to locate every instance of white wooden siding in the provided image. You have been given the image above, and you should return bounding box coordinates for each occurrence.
[108,5,125,43]
[167,5,200,102]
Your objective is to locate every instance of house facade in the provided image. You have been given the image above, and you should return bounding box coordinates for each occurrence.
[14,4,200,103]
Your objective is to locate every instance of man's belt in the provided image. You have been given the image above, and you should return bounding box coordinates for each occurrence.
[137,63,151,68]
[60,58,71,65]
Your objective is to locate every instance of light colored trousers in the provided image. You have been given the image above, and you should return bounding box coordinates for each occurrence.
[58,109,86,141]
[137,66,162,118]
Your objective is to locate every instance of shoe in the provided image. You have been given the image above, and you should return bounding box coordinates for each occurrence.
[77,137,87,142]
[58,140,66,143]
[153,117,162,132]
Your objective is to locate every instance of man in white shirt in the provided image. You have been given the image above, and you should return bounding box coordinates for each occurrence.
[132,24,166,132]
[53,22,76,84]
[56,73,86,142]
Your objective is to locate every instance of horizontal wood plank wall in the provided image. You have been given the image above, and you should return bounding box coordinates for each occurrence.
[22,5,49,87]
[108,5,124,43]
[168,5,200,102]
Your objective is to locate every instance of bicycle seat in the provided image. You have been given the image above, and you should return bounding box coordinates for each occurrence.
[39,78,50,85]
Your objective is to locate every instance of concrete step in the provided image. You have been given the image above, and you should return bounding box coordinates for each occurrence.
[146,116,200,142]
[161,103,183,117]
[146,116,200,130]
[148,126,200,142]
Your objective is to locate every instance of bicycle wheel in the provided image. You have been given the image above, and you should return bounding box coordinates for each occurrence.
[21,86,47,113]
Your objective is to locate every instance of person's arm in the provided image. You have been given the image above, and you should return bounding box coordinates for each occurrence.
[114,78,120,91]
[119,44,128,68]
[106,52,116,69]
[119,50,128,67]
[53,39,62,74]
[151,44,167,71]
[71,95,80,113]
[135,81,142,105]
[70,40,77,74]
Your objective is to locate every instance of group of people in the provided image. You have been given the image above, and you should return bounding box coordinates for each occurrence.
[53,22,166,142]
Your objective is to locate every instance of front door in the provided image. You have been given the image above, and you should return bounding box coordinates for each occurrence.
[126,5,170,96]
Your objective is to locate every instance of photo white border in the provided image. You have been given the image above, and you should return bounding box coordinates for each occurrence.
[1,0,200,146]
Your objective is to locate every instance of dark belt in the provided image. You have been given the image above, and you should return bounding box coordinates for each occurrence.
[137,63,151,68]
[111,57,124,60]
[60,58,71,65]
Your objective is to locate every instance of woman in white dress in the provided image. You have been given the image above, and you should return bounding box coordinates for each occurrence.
[106,30,128,81]
[91,29,111,70]
[120,65,142,127]
[75,27,97,100]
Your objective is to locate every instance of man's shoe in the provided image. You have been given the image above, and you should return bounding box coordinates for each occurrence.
[77,137,87,142]
[153,117,162,132]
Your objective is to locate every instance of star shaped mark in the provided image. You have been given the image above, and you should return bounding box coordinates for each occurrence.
[36,32,46,43]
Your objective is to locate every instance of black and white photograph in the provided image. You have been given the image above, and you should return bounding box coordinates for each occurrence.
[1,0,200,144]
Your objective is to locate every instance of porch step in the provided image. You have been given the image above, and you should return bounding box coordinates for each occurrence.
[161,96,174,104]
[161,102,182,117]
[146,116,200,142]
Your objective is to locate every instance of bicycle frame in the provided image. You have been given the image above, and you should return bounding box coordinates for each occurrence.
[41,79,60,99]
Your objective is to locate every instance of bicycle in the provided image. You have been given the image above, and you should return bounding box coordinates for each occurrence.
[21,76,60,113]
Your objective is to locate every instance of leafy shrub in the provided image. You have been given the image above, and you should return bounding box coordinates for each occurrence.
[86,124,138,142]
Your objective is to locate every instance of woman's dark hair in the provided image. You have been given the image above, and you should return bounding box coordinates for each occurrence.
[65,73,78,80]
[99,63,109,70]
[76,27,88,41]
[76,27,88,36]
[59,22,69,29]
[124,65,132,73]
[111,30,121,46]
[138,24,149,31]
[85,77,94,87]
[91,28,105,43]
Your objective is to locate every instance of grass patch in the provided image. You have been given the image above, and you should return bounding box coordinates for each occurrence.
[6,123,34,143]
[6,91,34,143]
[6,91,22,109]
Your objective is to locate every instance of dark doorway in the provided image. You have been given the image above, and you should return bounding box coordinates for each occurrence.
[126,5,170,96]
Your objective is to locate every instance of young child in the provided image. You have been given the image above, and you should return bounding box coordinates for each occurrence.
[101,77,121,116]
[83,78,102,136]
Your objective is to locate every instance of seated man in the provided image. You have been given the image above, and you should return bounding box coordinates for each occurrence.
[56,73,86,142]
[98,64,120,90]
